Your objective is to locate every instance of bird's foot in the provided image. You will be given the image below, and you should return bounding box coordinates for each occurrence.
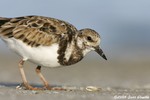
[43,85,67,91]
[16,83,67,91]
[16,83,43,90]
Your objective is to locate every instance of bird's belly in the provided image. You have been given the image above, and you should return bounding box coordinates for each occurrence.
[2,38,61,68]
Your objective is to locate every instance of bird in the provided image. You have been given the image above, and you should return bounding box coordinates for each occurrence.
[0,15,107,90]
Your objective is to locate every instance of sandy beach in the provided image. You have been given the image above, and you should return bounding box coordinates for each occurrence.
[0,51,150,100]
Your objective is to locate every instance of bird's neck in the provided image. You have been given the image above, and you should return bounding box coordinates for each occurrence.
[57,36,84,66]
[76,37,92,56]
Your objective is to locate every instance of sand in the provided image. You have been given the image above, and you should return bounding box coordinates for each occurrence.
[0,53,150,100]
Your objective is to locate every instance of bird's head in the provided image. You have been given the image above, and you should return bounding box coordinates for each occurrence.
[77,28,107,60]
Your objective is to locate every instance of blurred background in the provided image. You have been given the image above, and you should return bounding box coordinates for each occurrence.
[0,0,150,89]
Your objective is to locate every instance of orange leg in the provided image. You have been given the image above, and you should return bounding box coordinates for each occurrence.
[18,59,66,91]
[35,66,51,89]
[18,60,39,90]
[35,66,67,90]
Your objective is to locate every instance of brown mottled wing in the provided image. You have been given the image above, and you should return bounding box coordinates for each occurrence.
[0,16,78,47]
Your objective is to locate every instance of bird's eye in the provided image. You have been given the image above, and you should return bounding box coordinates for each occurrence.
[87,36,92,41]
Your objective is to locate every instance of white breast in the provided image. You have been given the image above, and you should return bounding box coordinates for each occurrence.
[1,38,61,68]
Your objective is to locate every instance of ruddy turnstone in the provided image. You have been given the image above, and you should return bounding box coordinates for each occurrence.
[0,15,107,90]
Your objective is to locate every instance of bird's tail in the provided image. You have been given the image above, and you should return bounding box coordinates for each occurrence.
[0,17,11,37]
[0,17,10,27]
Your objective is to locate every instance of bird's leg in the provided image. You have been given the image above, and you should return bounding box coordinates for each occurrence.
[18,59,39,90]
[35,66,67,91]
[35,66,51,89]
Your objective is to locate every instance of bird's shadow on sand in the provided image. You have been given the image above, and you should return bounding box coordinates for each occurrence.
[0,82,61,88]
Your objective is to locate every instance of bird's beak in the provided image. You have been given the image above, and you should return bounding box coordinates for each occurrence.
[95,46,107,60]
